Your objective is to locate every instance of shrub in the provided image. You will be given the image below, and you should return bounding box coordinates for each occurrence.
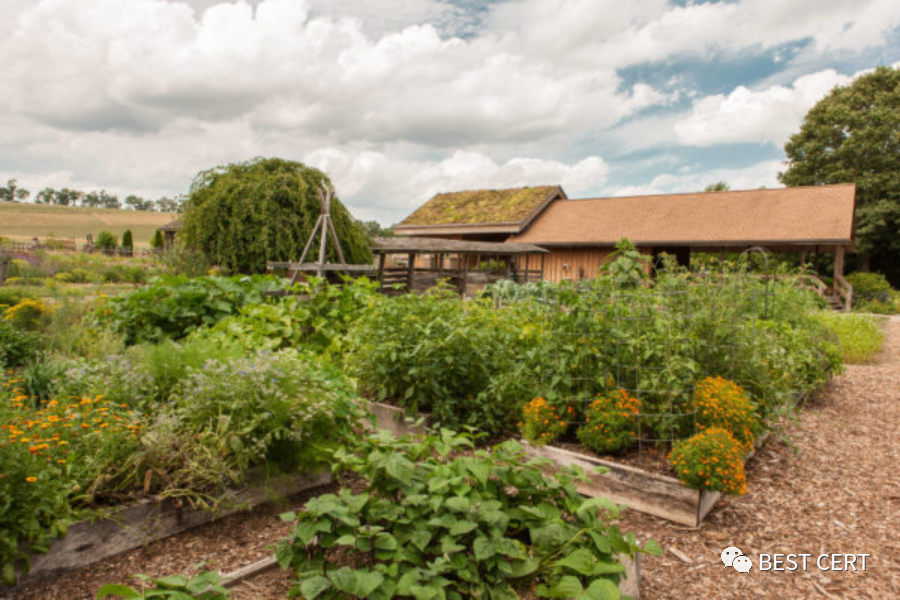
[279,431,659,599]
[97,230,118,251]
[149,229,164,250]
[345,290,542,435]
[811,312,885,364]
[103,349,362,505]
[576,389,641,454]
[845,272,892,302]
[520,397,571,445]
[691,377,758,454]
[0,288,23,310]
[0,323,41,368]
[3,298,54,330]
[669,427,748,495]
[121,229,134,250]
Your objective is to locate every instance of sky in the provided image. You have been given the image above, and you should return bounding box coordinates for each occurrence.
[1,0,899,225]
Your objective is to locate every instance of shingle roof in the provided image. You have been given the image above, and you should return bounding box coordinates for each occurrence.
[509,185,856,246]
[395,185,564,234]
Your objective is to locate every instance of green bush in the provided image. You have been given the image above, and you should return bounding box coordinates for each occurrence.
[121,229,134,250]
[96,230,118,251]
[99,275,289,344]
[279,431,660,599]
[199,277,378,355]
[102,349,361,504]
[98,572,229,600]
[846,271,892,302]
[345,288,541,435]
[0,323,41,368]
[811,312,885,364]
[149,229,164,250]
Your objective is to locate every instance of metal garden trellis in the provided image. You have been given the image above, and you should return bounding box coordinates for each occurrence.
[541,250,777,454]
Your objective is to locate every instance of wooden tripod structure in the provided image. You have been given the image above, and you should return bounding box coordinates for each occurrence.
[266,186,375,284]
[293,187,346,282]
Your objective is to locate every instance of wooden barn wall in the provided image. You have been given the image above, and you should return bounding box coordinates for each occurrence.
[541,248,613,283]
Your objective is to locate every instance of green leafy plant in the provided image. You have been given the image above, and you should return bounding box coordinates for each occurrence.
[576,390,641,455]
[98,275,289,344]
[811,312,885,364]
[121,229,134,250]
[0,322,40,368]
[345,288,542,435]
[99,349,362,507]
[600,239,650,288]
[97,571,229,599]
[278,430,660,599]
[669,427,747,495]
[97,230,118,251]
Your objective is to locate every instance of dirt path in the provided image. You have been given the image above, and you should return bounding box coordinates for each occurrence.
[622,316,900,598]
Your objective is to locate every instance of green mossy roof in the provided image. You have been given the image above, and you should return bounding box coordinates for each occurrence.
[399,186,558,227]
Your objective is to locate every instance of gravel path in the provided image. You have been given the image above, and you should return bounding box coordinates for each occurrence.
[11,319,899,599]
[622,316,900,598]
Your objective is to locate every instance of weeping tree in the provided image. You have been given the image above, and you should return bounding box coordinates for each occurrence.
[181,158,372,273]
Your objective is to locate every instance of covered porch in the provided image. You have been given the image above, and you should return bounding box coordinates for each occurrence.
[371,237,547,296]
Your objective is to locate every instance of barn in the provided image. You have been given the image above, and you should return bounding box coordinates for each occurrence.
[394,183,857,307]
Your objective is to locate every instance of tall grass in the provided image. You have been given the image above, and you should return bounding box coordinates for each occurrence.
[812,312,885,364]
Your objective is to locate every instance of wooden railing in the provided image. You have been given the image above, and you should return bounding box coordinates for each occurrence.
[835,275,853,313]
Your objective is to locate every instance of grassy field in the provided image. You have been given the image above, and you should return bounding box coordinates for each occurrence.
[0,202,176,247]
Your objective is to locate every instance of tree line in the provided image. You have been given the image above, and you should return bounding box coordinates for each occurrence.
[0,179,183,213]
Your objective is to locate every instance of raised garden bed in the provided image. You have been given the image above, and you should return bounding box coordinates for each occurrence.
[367,402,642,598]
[8,469,331,589]
[367,400,764,528]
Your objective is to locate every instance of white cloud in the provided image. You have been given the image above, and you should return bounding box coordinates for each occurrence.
[603,160,784,197]
[674,68,870,147]
[303,148,609,222]
[0,0,897,224]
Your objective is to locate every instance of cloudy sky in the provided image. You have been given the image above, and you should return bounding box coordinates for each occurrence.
[1,0,899,224]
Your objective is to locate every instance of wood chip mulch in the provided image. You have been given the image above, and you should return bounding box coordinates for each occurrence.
[10,318,900,599]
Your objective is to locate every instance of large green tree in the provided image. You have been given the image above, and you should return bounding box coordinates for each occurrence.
[779,65,900,276]
[181,158,372,273]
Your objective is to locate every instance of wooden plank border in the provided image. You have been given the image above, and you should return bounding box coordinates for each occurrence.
[367,402,765,528]
[9,469,332,589]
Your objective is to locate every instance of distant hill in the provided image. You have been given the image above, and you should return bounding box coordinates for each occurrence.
[0,202,176,247]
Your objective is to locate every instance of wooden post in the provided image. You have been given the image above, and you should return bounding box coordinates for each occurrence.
[459,252,468,296]
[437,252,443,278]
[540,253,546,282]
[406,252,415,291]
[833,246,844,290]
[377,252,386,290]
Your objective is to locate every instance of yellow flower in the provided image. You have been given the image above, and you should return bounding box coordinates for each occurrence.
[25,477,37,483]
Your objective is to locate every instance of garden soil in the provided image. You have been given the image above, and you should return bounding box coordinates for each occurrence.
[10,319,900,599]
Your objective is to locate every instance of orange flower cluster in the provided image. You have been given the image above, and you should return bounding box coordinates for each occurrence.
[519,397,571,446]
[577,389,641,454]
[1,379,142,484]
[692,376,759,454]
[669,427,748,495]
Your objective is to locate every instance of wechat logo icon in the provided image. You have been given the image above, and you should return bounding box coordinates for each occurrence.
[722,547,753,573]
